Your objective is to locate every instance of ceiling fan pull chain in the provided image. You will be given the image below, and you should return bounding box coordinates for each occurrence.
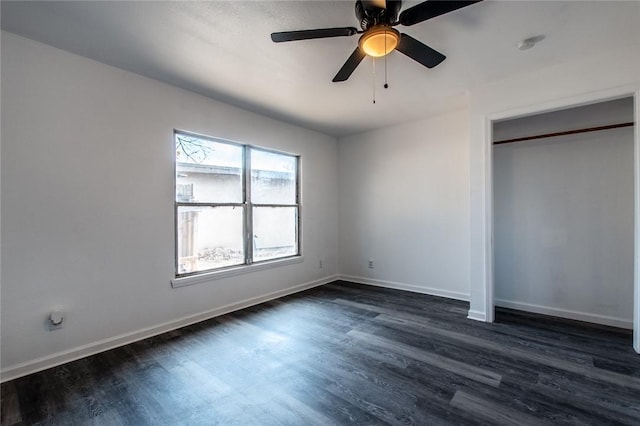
[372,57,376,104]
[384,30,389,89]
[384,55,389,89]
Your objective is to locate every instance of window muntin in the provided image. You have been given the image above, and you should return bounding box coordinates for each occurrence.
[175,131,299,277]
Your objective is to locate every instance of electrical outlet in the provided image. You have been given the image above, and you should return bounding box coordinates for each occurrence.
[368,259,374,269]
[319,259,323,269]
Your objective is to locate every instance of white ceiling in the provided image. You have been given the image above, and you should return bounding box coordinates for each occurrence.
[2,1,639,137]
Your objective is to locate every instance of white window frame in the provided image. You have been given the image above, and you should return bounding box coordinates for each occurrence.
[171,130,302,288]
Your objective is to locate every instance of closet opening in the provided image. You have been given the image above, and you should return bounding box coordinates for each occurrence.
[492,97,635,339]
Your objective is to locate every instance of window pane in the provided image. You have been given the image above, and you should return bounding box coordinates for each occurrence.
[251,149,296,204]
[176,134,243,203]
[177,206,244,274]
[253,207,298,262]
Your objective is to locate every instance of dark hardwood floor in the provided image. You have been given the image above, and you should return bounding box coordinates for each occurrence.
[2,281,639,425]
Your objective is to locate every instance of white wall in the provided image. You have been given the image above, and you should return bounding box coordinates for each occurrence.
[468,42,640,351]
[0,32,339,380]
[493,99,634,328]
[338,108,470,300]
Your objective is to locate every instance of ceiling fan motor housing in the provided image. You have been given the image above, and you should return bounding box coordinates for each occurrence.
[355,0,402,30]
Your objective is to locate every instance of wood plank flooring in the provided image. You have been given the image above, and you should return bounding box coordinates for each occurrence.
[2,281,639,425]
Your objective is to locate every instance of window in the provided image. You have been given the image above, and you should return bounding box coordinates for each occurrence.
[175,131,299,277]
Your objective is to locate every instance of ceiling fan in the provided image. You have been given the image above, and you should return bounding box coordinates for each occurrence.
[271,0,483,82]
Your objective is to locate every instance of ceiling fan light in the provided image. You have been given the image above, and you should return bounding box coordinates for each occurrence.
[359,27,400,57]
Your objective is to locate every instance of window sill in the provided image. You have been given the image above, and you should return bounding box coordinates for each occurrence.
[171,255,304,288]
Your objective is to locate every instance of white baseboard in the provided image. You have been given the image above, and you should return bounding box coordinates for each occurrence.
[339,275,470,302]
[494,298,633,330]
[1,274,339,383]
[467,310,487,322]
[11,275,629,382]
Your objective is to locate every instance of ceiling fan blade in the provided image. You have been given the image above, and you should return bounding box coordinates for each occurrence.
[399,1,482,26]
[271,27,358,43]
[395,33,446,69]
[332,47,367,82]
